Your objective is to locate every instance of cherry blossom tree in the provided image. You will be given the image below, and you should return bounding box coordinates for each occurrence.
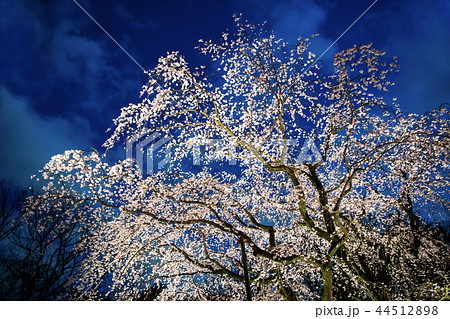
[336,105,450,300]
[28,16,449,300]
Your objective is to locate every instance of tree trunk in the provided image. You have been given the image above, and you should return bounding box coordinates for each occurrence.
[239,238,252,301]
[321,262,333,301]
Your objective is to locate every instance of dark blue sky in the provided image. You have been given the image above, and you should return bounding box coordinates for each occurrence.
[0,0,449,186]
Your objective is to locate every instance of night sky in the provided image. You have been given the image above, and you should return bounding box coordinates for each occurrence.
[0,0,449,186]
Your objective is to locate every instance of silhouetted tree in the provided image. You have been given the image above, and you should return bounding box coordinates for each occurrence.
[0,184,88,300]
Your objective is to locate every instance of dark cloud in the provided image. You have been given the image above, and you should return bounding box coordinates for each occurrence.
[0,87,94,186]
[0,0,146,132]
[0,0,146,185]
[46,23,106,81]
[380,0,450,113]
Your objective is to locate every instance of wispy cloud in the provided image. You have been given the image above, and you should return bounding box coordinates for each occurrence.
[232,0,336,57]
[115,3,159,31]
